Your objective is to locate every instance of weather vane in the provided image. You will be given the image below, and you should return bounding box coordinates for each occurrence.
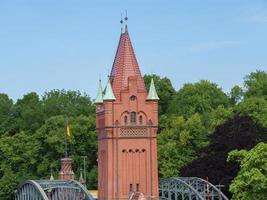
[120,13,123,33]
[124,10,128,31]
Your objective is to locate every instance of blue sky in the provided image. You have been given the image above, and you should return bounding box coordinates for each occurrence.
[0,0,266,101]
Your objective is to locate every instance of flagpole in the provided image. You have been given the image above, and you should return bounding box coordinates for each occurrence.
[64,115,68,158]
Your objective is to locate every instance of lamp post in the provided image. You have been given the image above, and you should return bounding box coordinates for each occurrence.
[81,156,87,186]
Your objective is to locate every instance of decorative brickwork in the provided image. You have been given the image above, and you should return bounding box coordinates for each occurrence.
[120,127,147,137]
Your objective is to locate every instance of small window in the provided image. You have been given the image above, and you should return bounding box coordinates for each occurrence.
[139,116,143,125]
[124,116,128,125]
[130,95,136,101]
[130,112,136,125]
[130,184,133,192]
[136,184,139,192]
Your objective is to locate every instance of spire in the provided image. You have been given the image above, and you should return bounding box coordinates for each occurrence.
[147,78,159,100]
[103,79,116,101]
[95,79,103,103]
[110,25,146,99]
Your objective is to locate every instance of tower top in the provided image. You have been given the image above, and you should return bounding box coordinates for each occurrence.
[110,27,146,99]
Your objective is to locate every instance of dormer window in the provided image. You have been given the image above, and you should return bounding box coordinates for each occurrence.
[130,112,136,126]
[130,95,136,101]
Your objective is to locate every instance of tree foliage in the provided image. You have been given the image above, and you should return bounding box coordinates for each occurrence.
[228,142,267,200]
[144,74,175,115]
[0,90,96,199]
[244,70,267,99]
[168,80,229,117]
[158,114,208,177]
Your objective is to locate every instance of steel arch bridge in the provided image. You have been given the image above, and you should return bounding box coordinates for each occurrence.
[15,180,95,200]
[159,177,229,200]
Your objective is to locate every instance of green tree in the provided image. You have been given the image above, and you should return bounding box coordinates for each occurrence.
[0,131,39,199]
[168,80,229,117]
[229,85,243,105]
[42,90,95,118]
[158,114,208,177]
[236,97,267,128]
[244,70,267,99]
[228,142,267,200]
[13,92,44,133]
[33,115,97,185]
[203,105,234,133]
[144,74,175,115]
[0,93,13,135]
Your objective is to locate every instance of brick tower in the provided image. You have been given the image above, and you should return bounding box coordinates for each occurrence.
[95,25,159,200]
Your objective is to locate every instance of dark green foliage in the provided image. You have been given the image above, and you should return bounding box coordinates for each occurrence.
[181,115,267,198]
[0,93,13,135]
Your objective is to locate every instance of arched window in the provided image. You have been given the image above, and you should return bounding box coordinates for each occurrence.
[139,116,143,125]
[124,116,128,125]
[130,112,136,126]
[130,95,136,101]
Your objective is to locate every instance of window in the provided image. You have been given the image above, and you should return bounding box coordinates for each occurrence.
[124,116,128,125]
[130,95,136,101]
[130,184,133,192]
[136,184,139,192]
[139,116,143,125]
[130,112,136,125]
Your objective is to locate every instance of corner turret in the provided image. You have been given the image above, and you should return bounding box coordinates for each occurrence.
[146,78,159,100]
[103,79,116,101]
[95,80,104,104]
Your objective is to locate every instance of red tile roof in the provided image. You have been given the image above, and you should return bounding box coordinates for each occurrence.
[110,30,146,99]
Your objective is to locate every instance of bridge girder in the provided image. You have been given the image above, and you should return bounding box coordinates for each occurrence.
[159,177,229,200]
[15,180,94,200]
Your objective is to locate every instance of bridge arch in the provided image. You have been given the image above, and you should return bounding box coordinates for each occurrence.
[159,177,229,200]
[15,180,95,200]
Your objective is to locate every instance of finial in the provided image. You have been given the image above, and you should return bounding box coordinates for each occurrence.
[124,10,128,31]
[50,167,54,180]
[120,13,124,33]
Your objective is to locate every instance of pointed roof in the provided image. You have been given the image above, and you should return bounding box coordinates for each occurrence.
[95,80,103,103]
[103,79,116,101]
[79,169,85,184]
[110,30,146,98]
[147,78,159,100]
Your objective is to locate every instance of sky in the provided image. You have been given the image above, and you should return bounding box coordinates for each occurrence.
[0,0,266,101]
